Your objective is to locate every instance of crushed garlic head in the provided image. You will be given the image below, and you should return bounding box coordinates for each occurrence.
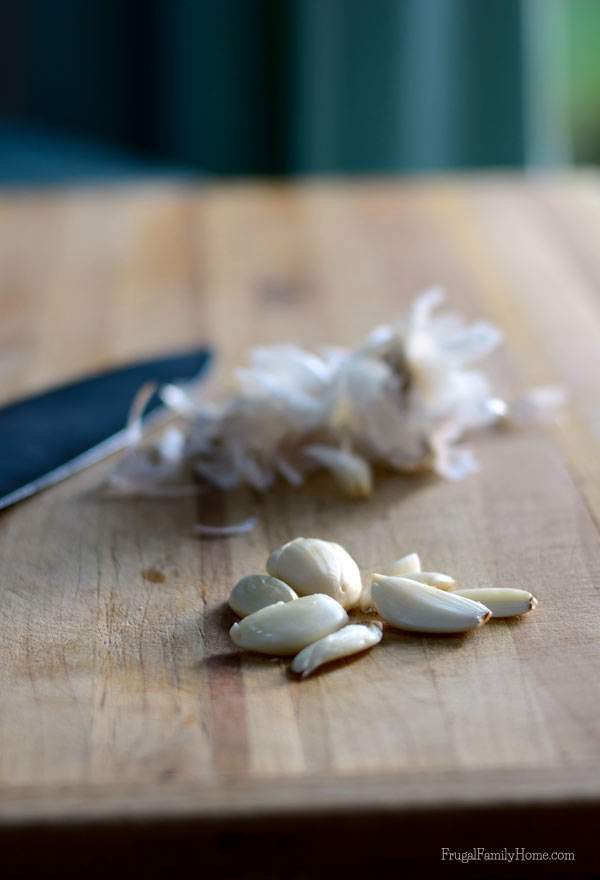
[108,289,531,504]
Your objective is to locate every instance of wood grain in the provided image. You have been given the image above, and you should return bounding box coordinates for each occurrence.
[1,176,600,874]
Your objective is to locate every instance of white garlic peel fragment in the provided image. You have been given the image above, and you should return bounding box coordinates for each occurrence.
[291,622,383,678]
[406,571,456,591]
[228,574,298,618]
[267,537,363,610]
[453,588,538,618]
[303,445,373,498]
[229,594,348,655]
[109,290,515,501]
[359,552,421,611]
[371,574,491,633]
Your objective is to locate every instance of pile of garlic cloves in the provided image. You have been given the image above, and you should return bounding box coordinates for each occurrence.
[228,537,538,678]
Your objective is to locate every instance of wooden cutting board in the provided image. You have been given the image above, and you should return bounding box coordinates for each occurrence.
[2,175,600,876]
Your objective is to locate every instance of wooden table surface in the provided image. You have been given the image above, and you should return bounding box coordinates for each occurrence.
[2,174,600,876]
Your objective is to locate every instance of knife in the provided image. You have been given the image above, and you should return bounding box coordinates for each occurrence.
[0,348,212,511]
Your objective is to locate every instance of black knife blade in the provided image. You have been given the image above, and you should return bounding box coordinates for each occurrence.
[0,348,212,510]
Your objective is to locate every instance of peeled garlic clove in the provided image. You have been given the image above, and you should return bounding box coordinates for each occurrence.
[230,594,348,655]
[303,445,373,498]
[291,622,383,678]
[358,584,375,612]
[267,537,362,610]
[228,574,298,617]
[407,571,456,591]
[359,551,421,611]
[371,574,491,633]
[381,552,422,577]
[453,588,537,618]
[358,578,379,612]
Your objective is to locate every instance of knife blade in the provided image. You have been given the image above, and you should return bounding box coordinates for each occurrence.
[0,348,212,510]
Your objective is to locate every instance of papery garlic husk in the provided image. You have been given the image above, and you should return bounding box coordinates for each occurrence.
[228,574,298,617]
[452,588,537,618]
[111,289,512,503]
[371,574,491,633]
[303,444,373,498]
[359,552,421,611]
[267,537,363,610]
[407,571,456,591]
[291,622,383,678]
[229,594,348,655]
[508,386,566,426]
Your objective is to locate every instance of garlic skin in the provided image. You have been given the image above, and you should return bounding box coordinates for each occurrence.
[291,622,383,678]
[407,571,456,591]
[267,537,363,610]
[359,552,421,611]
[230,594,348,655]
[110,290,512,503]
[303,445,373,498]
[228,574,297,618]
[453,588,537,618]
[371,574,491,633]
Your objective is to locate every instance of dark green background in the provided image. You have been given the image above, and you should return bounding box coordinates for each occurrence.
[0,0,597,181]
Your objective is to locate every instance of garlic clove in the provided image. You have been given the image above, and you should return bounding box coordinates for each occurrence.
[381,552,422,577]
[359,552,421,611]
[303,444,373,498]
[228,574,298,617]
[267,537,363,610]
[358,581,376,612]
[291,622,383,678]
[229,594,348,655]
[371,574,491,633]
[453,588,537,618]
[407,571,456,591]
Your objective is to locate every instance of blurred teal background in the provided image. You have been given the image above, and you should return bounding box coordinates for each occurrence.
[0,0,598,183]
